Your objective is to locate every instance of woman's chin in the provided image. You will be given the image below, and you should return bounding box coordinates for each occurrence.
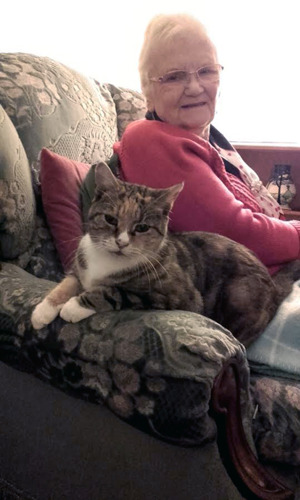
[178,110,212,136]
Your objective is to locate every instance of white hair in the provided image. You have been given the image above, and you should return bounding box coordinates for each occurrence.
[138,13,217,101]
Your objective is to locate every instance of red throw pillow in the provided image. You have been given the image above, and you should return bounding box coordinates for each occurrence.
[40,148,90,271]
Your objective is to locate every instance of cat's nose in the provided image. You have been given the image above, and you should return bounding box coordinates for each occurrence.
[116,239,129,248]
[116,231,130,248]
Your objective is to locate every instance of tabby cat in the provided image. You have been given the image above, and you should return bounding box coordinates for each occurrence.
[31,162,281,347]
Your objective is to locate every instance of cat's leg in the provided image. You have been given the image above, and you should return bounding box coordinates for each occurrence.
[60,285,127,323]
[60,281,201,323]
[31,275,80,329]
[59,297,96,323]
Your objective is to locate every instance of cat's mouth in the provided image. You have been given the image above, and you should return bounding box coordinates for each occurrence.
[110,249,127,257]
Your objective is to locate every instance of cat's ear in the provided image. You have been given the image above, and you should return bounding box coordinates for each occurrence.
[160,182,184,208]
[94,162,119,192]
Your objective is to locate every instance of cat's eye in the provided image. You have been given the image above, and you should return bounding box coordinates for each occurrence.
[135,223,150,233]
[105,214,118,226]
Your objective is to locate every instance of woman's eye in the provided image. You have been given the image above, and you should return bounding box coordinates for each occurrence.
[105,214,118,226]
[135,224,150,233]
[198,67,217,77]
[163,71,186,83]
[199,67,211,74]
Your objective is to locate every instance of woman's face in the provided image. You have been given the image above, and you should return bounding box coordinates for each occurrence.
[146,34,220,138]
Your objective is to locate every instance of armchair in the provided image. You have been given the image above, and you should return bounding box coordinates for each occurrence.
[0,52,298,500]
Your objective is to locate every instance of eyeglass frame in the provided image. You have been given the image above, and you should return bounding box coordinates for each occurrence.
[149,63,224,86]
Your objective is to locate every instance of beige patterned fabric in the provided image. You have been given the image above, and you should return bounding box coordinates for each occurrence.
[0,105,35,259]
[106,83,146,137]
[0,53,118,190]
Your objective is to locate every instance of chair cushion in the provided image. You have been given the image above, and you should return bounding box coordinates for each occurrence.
[0,106,35,259]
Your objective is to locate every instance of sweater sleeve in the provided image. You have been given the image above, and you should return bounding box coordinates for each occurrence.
[114,120,300,267]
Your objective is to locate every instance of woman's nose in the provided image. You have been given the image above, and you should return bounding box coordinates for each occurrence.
[184,74,205,93]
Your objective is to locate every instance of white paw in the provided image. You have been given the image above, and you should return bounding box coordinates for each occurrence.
[60,297,95,323]
[31,298,63,330]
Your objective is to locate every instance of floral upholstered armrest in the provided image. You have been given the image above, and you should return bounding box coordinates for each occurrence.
[0,262,250,447]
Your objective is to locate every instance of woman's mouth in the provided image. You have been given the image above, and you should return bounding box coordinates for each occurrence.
[181,102,206,109]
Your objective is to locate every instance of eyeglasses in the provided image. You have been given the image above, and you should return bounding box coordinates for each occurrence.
[149,64,224,86]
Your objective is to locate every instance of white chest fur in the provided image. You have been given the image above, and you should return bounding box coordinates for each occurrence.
[78,234,142,290]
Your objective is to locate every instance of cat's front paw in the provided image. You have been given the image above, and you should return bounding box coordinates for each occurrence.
[60,297,95,323]
[31,298,62,330]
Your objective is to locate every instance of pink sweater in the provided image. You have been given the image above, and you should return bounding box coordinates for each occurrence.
[113,120,300,274]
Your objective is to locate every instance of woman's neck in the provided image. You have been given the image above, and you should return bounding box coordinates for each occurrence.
[198,125,210,140]
[185,124,210,140]
[145,111,211,140]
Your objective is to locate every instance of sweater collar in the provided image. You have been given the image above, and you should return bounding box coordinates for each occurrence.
[145,110,218,145]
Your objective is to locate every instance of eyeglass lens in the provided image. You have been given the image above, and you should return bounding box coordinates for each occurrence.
[161,65,222,84]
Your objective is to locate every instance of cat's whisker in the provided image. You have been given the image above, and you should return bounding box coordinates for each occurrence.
[56,235,83,245]
[94,242,108,252]
[135,258,155,290]
[131,248,163,288]
[138,248,169,278]
[136,259,152,291]
[58,240,83,262]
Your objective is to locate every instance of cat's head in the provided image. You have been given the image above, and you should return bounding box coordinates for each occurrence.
[87,162,183,258]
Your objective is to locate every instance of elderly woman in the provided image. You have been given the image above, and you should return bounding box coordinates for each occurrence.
[82,13,300,277]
